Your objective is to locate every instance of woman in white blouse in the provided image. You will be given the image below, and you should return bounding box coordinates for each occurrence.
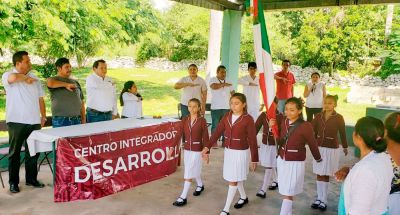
[303,72,326,122]
[338,116,393,215]
[120,81,143,118]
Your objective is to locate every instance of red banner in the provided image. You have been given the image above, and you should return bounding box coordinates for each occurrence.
[54,121,182,202]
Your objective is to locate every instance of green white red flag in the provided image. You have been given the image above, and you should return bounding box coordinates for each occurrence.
[245,0,278,136]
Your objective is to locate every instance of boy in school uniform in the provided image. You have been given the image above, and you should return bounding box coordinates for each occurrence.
[238,62,262,121]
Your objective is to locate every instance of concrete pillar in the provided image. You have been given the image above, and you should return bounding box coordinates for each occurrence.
[205,10,223,103]
[221,10,242,89]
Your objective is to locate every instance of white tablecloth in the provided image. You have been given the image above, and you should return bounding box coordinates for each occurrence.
[27,117,179,156]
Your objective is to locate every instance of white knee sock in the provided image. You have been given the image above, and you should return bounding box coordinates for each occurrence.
[223,185,238,212]
[321,181,329,203]
[237,181,247,200]
[195,176,203,188]
[272,167,278,183]
[316,181,322,200]
[261,168,273,192]
[280,199,293,215]
[179,181,191,200]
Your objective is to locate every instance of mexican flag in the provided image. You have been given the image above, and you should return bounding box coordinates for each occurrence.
[245,0,278,136]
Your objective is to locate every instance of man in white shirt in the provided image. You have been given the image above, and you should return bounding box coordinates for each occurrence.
[1,51,47,193]
[174,64,207,118]
[210,65,234,135]
[86,60,118,123]
[238,62,262,121]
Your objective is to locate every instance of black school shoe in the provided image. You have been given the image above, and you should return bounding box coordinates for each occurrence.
[234,197,249,209]
[9,184,20,193]
[172,197,187,207]
[311,199,322,209]
[26,180,45,188]
[256,190,266,199]
[318,202,327,211]
[220,210,230,215]
[193,186,204,196]
[268,181,278,190]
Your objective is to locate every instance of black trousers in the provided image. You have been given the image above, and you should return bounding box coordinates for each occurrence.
[7,122,41,185]
[305,107,323,122]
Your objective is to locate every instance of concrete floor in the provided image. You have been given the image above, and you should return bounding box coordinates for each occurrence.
[0,144,357,215]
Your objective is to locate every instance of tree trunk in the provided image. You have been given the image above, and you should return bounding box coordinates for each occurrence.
[384,5,395,47]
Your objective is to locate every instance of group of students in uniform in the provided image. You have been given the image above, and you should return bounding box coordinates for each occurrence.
[171,62,400,215]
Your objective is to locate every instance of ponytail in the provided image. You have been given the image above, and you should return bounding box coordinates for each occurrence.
[120,81,135,106]
[355,116,386,153]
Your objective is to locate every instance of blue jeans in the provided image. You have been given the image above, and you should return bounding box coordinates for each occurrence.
[180,104,190,119]
[211,109,230,132]
[52,116,81,128]
[86,109,112,123]
[277,99,287,114]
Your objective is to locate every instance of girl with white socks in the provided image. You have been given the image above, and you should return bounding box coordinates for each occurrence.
[172,98,209,207]
[310,95,348,211]
[202,93,258,215]
[254,107,283,199]
[269,97,322,215]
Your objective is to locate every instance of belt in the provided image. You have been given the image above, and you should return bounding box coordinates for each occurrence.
[87,108,112,114]
[53,116,81,120]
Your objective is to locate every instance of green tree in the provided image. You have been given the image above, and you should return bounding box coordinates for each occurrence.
[0,0,159,67]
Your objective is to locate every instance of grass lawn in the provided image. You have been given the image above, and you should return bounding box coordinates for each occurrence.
[0,67,372,138]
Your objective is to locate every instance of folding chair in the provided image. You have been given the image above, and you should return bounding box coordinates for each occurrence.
[205,103,212,127]
[38,152,53,174]
[177,103,182,119]
[0,146,25,188]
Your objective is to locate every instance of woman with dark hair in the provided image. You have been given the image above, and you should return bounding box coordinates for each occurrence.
[338,116,393,215]
[384,112,400,215]
[120,81,143,118]
[303,72,326,122]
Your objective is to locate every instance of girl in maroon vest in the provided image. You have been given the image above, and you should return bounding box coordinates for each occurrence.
[255,98,283,199]
[173,98,210,207]
[202,93,258,215]
[310,95,348,211]
[270,97,322,215]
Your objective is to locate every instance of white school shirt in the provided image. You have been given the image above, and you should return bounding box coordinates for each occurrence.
[121,92,142,118]
[177,76,207,106]
[209,77,234,110]
[237,75,260,111]
[343,151,393,215]
[305,81,325,108]
[231,114,240,123]
[2,68,44,124]
[86,73,118,115]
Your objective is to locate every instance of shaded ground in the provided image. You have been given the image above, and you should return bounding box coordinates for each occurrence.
[0,137,357,215]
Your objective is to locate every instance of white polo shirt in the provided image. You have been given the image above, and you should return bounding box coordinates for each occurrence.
[177,76,207,106]
[238,75,261,111]
[121,92,142,118]
[305,81,325,108]
[2,68,45,124]
[86,73,118,115]
[209,77,234,110]
[344,151,393,214]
